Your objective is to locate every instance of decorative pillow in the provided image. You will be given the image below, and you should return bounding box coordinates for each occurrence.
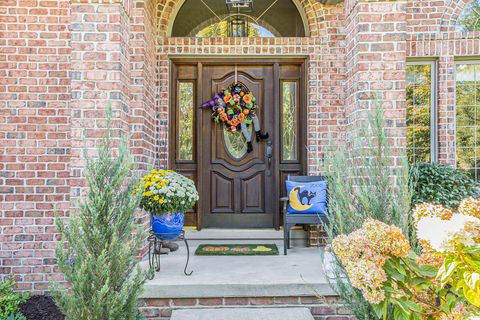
[286,180,327,214]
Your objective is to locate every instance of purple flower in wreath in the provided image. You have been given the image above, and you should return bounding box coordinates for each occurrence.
[201,93,225,109]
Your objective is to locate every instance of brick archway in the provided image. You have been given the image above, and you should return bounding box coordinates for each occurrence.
[156,0,325,38]
[439,0,471,32]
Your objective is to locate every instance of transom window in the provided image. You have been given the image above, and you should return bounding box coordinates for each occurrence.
[171,0,306,37]
[455,0,480,32]
[406,62,437,163]
[456,61,480,180]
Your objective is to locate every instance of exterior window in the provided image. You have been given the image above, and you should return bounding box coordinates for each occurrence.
[224,125,252,160]
[456,61,480,180]
[178,82,194,160]
[171,0,306,37]
[197,21,274,37]
[406,62,437,163]
[281,81,298,161]
[455,0,480,32]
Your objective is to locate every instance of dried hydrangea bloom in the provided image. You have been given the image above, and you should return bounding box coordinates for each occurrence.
[363,218,411,258]
[416,240,444,268]
[345,259,387,304]
[439,303,479,320]
[413,203,453,225]
[332,219,412,305]
[458,197,480,219]
[331,230,369,266]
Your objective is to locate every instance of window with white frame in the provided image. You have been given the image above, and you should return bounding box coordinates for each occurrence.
[406,62,437,163]
[456,61,480,180]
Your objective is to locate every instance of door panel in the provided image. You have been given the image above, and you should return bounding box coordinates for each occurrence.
[170,59,306,229]
[202,64,275,228]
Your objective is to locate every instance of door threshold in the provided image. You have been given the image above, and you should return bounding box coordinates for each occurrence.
[184,227,306,241]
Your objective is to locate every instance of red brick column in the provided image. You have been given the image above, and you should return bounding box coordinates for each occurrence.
[345,0,407,153]
[69,1,132,202]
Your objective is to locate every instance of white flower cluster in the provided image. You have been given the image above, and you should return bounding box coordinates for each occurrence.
[417,214,480,252]
[157,171,198,212]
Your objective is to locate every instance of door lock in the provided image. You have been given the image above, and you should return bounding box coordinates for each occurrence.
[266,139,273,176]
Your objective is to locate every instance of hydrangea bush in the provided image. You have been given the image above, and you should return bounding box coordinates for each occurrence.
[137,169,199,214]
[332,198,480,320]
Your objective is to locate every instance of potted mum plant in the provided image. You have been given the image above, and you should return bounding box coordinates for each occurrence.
[138,169,199,240]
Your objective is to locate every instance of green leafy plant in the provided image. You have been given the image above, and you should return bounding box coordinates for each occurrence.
[438,245,480,310]
[7,313,27,320]
[410,162,478,209]
[0,277,28,320]
[323,99,413,320]
[51,106,147,320]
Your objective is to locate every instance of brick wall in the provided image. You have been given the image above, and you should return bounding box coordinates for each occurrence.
[0,0,71,292]
[140,296,354,320]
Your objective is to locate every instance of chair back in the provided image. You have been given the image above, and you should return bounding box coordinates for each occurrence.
[287,175,327,183]
[285,175,329,215]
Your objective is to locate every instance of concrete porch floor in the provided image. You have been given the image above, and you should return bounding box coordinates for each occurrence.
[141,245,335,299]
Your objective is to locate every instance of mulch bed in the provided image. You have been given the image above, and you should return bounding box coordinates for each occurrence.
[19,295,64,320]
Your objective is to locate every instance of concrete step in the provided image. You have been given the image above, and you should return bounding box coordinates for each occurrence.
[170,307,314,320]
[141,246,335,299]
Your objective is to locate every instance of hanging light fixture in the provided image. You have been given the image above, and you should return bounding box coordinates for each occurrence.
[226,0,253,13]
[228,16,248,37]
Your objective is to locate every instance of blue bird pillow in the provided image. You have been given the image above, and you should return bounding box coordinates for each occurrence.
[286,180,327,214]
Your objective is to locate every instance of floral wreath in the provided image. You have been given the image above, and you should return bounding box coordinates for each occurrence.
[201,83,255,133]
[201,82,269,153]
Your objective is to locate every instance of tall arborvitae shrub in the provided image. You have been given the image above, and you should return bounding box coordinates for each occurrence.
[51,108,147,320]
[323,100,413,320]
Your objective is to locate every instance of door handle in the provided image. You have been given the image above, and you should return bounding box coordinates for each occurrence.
[266,139,273,176]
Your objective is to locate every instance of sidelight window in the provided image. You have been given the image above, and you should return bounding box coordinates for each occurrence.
[178,82,194,160]
[281,81,298,161]
[406,62,437,163]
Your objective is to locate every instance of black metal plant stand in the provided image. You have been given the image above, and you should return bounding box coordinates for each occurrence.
[147,230,193,280]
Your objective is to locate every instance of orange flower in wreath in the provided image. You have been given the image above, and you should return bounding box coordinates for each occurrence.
[230,119,239,126]
[243,109,250,115]
[242,94,252,104]
[238,113,245,121]
[223,93,233,103]
[219,112,228,121]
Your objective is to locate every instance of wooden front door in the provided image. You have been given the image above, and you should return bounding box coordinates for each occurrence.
[170,60,306,229]
[201,65,275,228]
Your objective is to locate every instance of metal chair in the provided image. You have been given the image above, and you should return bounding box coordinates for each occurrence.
[281,175,328,255]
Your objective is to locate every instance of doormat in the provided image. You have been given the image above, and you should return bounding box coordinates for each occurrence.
[195,244,279,256]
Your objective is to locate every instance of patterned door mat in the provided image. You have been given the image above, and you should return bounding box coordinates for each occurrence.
[195,244,279,256]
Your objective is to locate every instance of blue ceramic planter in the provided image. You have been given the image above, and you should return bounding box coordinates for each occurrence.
[151,212,184,240]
